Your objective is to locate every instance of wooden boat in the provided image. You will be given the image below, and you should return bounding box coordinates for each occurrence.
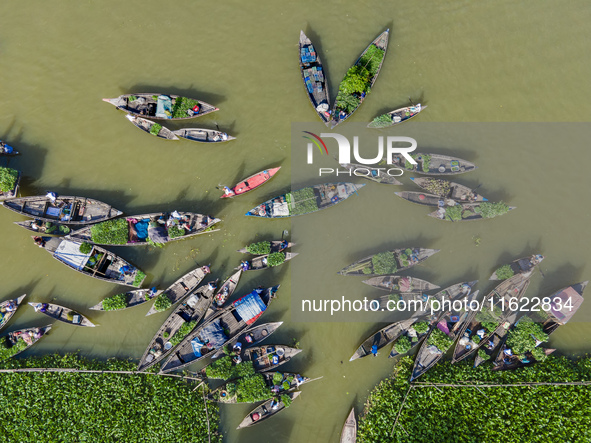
[338,162,403,185]
[145,265,211,316]
[473,318,515,368]
[103,93,218,120]
[246,183,365,218]
[0,140,19,155]
[0,169,21,201]
[210,372,311,404]
[29,302,95,327]
[213,270,243,307]
[529,281,587,335]
[160,286,279,373]
[0,295,27,332]
[428,202,516,222]
[237,241,294,254]
[338,248,439,276]
[350,318,416,361]
[340,408,357,443]
[67,212,220,246]
[410,291,479,381]
[138,281,218,371]
[236,252,298,272]
[242,345,302,372]
[395,191,443,207]
[390,153,477,175]
[0,326,51,360]
[367,104,425,128]
[410,177,488,202]
[489,254,544,280]
[299,31,331,124]
[40,237,146,288]
[3,195,121,225]
[451,273,531,364]
[14,220,71,236]
[124,115,179,140]
[362,275,439,292]
[211,322,284,360]
[89,288,162,311]
[221,167,281,198]
[172,128,235,143]
[492,332,555,372]
[329,30,390,128]
[236,391,301,429]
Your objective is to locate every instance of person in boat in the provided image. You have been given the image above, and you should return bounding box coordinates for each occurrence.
[187,105,200,117]
[208,281,218,291]
[371,344,378,357]
[262,257,268,266]
[241,261,251,271]
[232,354,242,364]
[0,142,14,154]
[33,303,49,313]
[295,374,305,387]
[30,220,44,232]
[4,300,17,312]
[33,236,46,248]
[46,192,58,205]
[233,342,242,354]
[148,287,158,298]
[270,398,280,410]
[244,333,254,344]
[119,265,133,276]
[223,186,235,197]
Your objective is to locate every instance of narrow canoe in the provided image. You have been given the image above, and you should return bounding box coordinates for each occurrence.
[14,220,71,236]
[489,254,544,280]
[103,93,218,120]
[0,295,27,332]
[221,167,281,198]
[410,177,488,202]
[210,321,284,360]
[41,237,146,288]
[172,128,235,143]
[3,195,121,225]
[428,202,516,222]
[29,302,95,327]
[0,169,21,201]
[350,318,416,361]
[145,265,211,316]
[340,408,357,443]
[67,212,220,246]
[411,291,479,381]
[388,319,433,359]
[236,252,298,272]
[89,288,162,311]
[242,345,302,372]
[362,275,440,292]
[339,162,403,185]
[125,115,179,140]
[367,104,425,128]
[329,30,390,128]
[246,183,365,218]
[160,286,279,373]
[390,153,477,175]
[138,281,218,372]
[338,248,439,276]
[237,241,293,254]
[236,391,301,429]
[299,31,331,124]
[213,270,243,307]
[395,191,443,207]
[210,372,311,404]
[492,331,556,372]
[0,141,19,155]
[0,325,52,360]
[451,274,531,364]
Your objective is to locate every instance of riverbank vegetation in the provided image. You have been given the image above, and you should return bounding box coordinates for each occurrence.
[0,354,221,442]
[357,356,591,442]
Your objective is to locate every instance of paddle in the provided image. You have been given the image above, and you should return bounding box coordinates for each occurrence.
[471,184,483,193]
[539,267,546,279]
[281,230,289,240]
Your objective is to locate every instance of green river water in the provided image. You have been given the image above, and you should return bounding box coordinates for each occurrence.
[1,1,590,442]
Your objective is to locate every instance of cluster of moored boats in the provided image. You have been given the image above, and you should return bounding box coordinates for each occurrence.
[349,253,587,381]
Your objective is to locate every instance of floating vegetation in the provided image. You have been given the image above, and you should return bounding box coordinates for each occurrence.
[0,167,19,192]
[495,264,515,280]
[246,241,271,255]
[102,293,127,311]
[90,219,128,245]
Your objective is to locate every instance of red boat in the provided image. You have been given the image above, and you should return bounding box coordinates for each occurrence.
[220,167,281,198]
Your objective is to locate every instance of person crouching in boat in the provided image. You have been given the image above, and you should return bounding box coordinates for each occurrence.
[241,261,251,271]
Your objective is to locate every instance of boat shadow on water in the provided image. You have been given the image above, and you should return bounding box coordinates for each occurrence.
[537,263,587,295]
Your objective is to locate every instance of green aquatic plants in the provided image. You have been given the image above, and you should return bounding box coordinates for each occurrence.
[167,225,185,239]
[477,348,490,361]
[357,356,591,442]
[172,97,200,118]
[368,113,393,128]
[445,204,463,221]
[420,154,432,172]
[236,374,272,403]
[153,294,172,312]
[281,393,293,408]
[478,201,510,219]
[472,335,481,344]
[0,353,221,442]
[339,65,371,95]
[169,321,197,346]
[530,346,548,362]
[149,123,162,136]
[412,322,429,335]
[394,336,412,354]
[371,252,398,275]
[90,218,128,245]
[398,248,413,268]
[79,242,93,254]
[272,372,284,385]
[288,187,319,215]
[267,252,286,267]
[334,92,361,114]
[246,241,271,255]
[0,166,19,193]
[358,44,385,77]
[0,336,28,360]
[506,318,548,354]
[205,356,233,380]
[494,264,515,280]
[481,322,500,334]
[421,178,451,196]
[426,328,454,351]
[132,270,145,287]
